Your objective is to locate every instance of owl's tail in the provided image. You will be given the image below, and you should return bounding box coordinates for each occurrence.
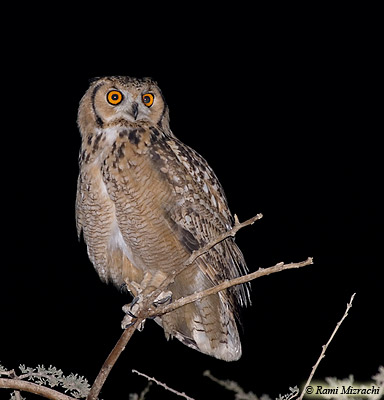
[158,266,242,361]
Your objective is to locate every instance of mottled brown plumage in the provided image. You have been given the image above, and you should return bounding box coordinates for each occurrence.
[76,76,250,361]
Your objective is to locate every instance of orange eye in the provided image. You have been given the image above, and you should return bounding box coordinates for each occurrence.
[107,90,123,105]
[142,93,154,107]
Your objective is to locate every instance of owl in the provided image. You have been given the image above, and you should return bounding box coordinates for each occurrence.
[76,76,250,361]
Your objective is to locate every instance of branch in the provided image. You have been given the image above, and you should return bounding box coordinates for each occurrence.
[297,292,356,400]
[185,213,263,266]
[203,370,258,399]
[132,369,195,400]
[0,378,77,400]
[148,257,313,318]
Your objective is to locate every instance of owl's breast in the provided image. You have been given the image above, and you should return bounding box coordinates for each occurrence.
[100,125,191,275]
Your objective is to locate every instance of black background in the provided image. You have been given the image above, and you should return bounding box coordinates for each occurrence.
[1,7,382,400]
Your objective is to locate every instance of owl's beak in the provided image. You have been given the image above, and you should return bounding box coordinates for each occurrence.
[131,102,139,120]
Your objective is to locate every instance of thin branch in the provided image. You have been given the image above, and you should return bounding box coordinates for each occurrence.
[185,213,263,266]
[297,292,356,400]
[0,378,77,400]
[132,369,195,400]
[148,257,313,318]
[203,370,258,399]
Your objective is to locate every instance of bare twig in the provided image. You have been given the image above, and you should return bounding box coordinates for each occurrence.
[0,378,77,400]
[297,293,356,400]
[185,213,263,266]
[132,369,195,400]
[203,370,258,399]
[148,258,313,318]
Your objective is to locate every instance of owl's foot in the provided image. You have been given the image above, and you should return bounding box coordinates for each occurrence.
[121,290,172,329]
[121,295,145,330]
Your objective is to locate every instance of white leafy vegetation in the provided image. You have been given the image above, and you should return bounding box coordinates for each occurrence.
[1,362,90,399]
[1,361,383,399]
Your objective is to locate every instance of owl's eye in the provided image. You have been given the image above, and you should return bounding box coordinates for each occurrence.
[107,90,123,105]
[142,93,154,107]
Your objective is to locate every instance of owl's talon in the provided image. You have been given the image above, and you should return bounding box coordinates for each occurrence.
[121,312,136,329]
[122,319,146,330]
[122,295,143,329]
[122,319,136,329]
[130,295,140,309]
[153,291,173,307]
[127,310,137,318]
[121,310,146,331]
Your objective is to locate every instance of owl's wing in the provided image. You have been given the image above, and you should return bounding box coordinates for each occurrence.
[155,136,250,308]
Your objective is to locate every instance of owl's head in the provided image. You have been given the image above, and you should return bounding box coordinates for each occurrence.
[78,76,170,135]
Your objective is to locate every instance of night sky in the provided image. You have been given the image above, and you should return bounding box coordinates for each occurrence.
[1,10,382,400]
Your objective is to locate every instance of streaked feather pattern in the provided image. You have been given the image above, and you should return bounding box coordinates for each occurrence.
[76,76,250,361]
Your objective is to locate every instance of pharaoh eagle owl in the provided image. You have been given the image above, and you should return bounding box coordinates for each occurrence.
[76,76,250,361]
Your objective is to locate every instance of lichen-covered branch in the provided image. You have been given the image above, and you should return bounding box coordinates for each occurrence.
[0,363,91,400]
[0,377,77,400]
